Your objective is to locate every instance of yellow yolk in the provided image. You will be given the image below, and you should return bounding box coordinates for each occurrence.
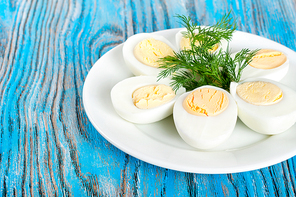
[236,81,283,105]
[132,84,175,109]
[183,88,229,116]
[249,49,287,69]
[133,38,174,68]
[180,37,219,52]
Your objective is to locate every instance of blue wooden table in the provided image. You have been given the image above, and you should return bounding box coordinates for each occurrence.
[1,0,296,196]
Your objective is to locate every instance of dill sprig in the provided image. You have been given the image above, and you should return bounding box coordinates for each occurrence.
[157,13,258,92]
[176,12,236,52]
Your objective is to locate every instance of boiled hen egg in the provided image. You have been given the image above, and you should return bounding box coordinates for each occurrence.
[230,78,296,135]
[175,28,228,52]
[111,76,185,124]
[237,49,289,81]
[122,33,177,76]
[173,86,237,149]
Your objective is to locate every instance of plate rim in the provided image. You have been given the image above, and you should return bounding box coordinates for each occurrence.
[83,28,296,174]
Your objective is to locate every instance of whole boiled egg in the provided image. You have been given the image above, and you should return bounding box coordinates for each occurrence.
[111,76,185,124]
[175,28,228,52]
[236,49,289,81]
[230,78,296,135]
[173,85,237,149]
[122,33,177,76]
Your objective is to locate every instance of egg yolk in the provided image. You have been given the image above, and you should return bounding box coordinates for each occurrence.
[249,49,287,69]
[183,88,229,116]
[180,36,219,52]
[133,38,174,68]
[132,84,175,109]
[236,81,283,105]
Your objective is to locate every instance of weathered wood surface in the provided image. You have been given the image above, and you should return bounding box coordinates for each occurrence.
[0,0,296,196]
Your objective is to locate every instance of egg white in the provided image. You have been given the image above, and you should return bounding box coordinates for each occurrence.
[232,50,289,82]
[111,76,186,124]
[230,78,296,135]
[173,85,237,150]
[175,28,228,52]
[122,33,177,76]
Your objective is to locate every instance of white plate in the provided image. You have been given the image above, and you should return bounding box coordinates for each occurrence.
[83,28,296,174]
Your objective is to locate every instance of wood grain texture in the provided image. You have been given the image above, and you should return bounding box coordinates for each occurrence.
[0,0,296,196]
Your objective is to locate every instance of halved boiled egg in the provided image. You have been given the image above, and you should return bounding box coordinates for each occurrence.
[122,33,177,76]
[237,49,289,81]
[230,78,296,135]
[111,76,185,124]
[173,85,237,149]
[175,28,228,52]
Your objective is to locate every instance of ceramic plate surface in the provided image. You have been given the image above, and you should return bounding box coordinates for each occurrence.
[83,28,296,174]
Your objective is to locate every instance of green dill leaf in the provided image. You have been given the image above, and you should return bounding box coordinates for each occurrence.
[232,48,260,82]
[158,12,259,92]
